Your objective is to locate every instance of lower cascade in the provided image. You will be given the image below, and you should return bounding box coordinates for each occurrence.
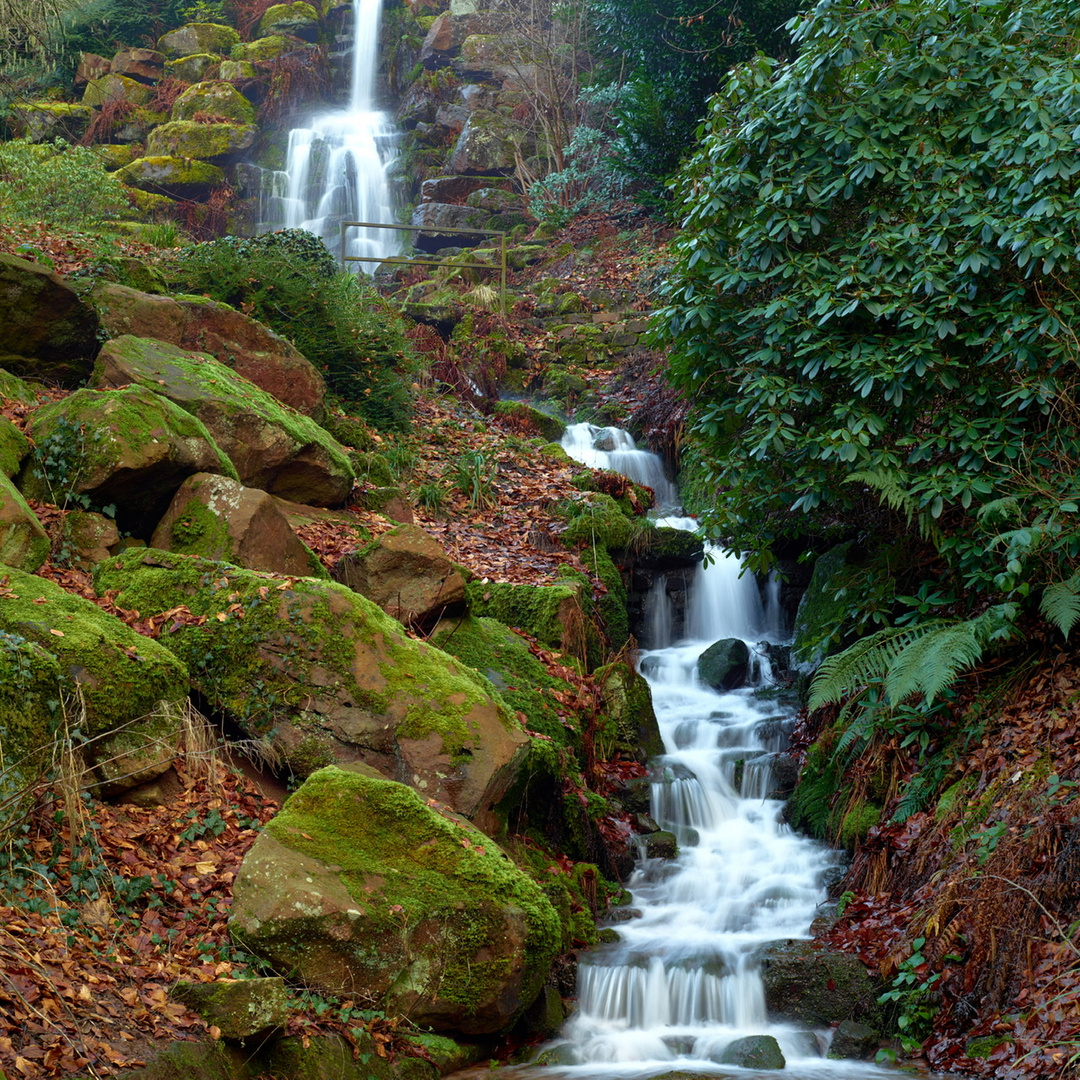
[547,425,893,1076]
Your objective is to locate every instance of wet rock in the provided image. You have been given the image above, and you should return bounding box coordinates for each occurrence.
[828,1018,880,1060]
[715,1034,785,1069]
[643,830,678,860]
[755,939,883,1028]
[697,637,750,691]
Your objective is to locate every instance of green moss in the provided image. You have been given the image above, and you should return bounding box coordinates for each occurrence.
[257,767,561,1019]
[579,545,629,650]
[147,120,258,160]
[93,550,516,763]
[0,416,30,479]
[0,565,188,738]
[838,801,880,849]
[593,659,662,760]
[229,35,289,61]
[171,81,256,124]
[0,368,37,405]
[348,451,395,486]
[466,579,583,655]
[116,156,226,191]
[493,401,565,441]
[557,492,634,550]
[431,615,578,745]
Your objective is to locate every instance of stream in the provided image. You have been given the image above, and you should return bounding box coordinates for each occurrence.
[538,423,902,1078]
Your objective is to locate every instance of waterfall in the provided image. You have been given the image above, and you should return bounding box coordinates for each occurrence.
[259,0,399,264]
[549,427,893,1077]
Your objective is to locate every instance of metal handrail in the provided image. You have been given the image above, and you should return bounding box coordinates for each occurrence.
[340,220,508,315]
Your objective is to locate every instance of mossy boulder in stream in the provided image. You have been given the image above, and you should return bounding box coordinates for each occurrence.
[146,120,258,161]
[230,767,561,1034]
[466,579,588,660]
[94,550,529,825]
[0,566,189,794]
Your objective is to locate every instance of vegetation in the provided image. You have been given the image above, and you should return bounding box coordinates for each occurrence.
[661,0,1080,689]
[165,230,417,431]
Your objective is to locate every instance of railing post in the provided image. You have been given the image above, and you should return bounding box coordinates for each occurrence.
[500,232,507,317]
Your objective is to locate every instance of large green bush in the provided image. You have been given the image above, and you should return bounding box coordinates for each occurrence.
[0,138,129,226]
[662,0,1080,610]
[167,230,416,431]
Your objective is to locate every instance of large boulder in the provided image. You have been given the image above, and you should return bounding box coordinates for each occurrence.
[755,939,883,1028]
[258,2,320,40]
[91,284,326,417]
[151,472,325,578]
[171,81,256,124]
[91,336,351,505]
[0,565,190,793]
[9,103,92,142]
[0,475,49,572]
[111,48,165,82]
[715,1035,785,1070]
[18,384,237,535]
[94,550,531,825]
[230,767,561,1033]
[115,156,226,199]
[448,109,529,175]
[146,120,258,161]
[82,73,153,108]
[697,637,750,691]
[157,23,241,58]
[466,579,589,658]
[0,416,29,478]
[791,541,856,669]
[331,523,467,629]
[0,254,101,383]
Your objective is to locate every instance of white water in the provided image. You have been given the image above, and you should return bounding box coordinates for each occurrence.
[562,424,680,512]
[548,428,895,1078]
[259,0,399,264]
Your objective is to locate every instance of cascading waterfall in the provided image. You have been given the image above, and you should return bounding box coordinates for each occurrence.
[259,0,399,264]
[550,423,893,1077]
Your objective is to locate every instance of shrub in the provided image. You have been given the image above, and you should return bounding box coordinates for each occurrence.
[0,138,129,226]
[166,230,416,431]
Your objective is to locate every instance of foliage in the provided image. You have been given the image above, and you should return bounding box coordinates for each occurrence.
[30,416,116,519]
[62,0,191,56]
[0,139,128,226]
[661,0,1080,663]
[452,450,496,510]
[878,937,944,1052]
[166,230,416,430]
[0,0,81,71]
[586,0,800,198]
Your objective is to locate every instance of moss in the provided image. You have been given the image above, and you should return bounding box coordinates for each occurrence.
[0,565,188,739]
[171,81,256,124]
[493,401,565,441]
[557,492,634,551]
[431,615,578,745]
[348,452,395,486]
[255,767,561,1020]
[93,549,517,759]
[578,545,629,650]
[229,35,290,61]
[965,1035,1011,1060]
[593,658,663,760]
[147,120,258,160]
[466,579,584,655]
[116,156,226,192]
[0,368,37,406]
[838,801,881,849]
[0,416,29,478]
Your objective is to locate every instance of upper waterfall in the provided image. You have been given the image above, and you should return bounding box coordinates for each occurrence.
[259,0,400,264]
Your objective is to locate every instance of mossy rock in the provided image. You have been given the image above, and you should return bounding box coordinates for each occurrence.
[116,156,226,199]
[91,335,353,507]
[0,474,49,572]
[431,615,579,745]
[93,550,529,822]
[82,73,153,108]
[158,23,241,58]
[163,53,220,81]
[0,368,37,405]
[593,659,662,761]
[122,187,178,221]
[558,492,635,551]
[0,627,62,829]
[717,1035,785,1070]
[18,383,237,536]
[230,766,561,1034]
[0,565,189,794]
[171,80,256,124]
[466,579,587,659]
[229,35,290,61]
[94,143,143,171]
[259,2,320,39]
[348,451,394,485]
[256,1034,439,1080]
[218,59,256,79]
[147,120,258,160]
[10,102,92,141]
[493,400,565,441]
[0,415,29,479]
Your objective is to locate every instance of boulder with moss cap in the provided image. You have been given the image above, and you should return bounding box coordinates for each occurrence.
[115,156,226,199]
[147,120,258,161]
[170,80,256,124]
[93,549,530,825]
[157,23,241,58]
[230,766,561,1033]
[0,565,189,794]
[90,335,351,506]
[0,476,49,572]
[258,2,320,40]
[17,384,237,536]
[90,284,326,418]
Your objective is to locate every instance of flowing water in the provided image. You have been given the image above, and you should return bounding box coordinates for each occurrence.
[546,423,898,1078]
[259,0,399,263]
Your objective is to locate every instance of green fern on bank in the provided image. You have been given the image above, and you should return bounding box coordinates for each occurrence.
[1040,571,1080,640]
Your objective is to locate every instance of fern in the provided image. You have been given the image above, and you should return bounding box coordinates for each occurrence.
[847,468,942,543]
[810,606,1017,711]
[1040,571,1080,639]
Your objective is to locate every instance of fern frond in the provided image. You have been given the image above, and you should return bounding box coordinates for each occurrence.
[885,622,986,705]
[808,623,930,711]
[1040,572,1080,639]
[847,468,942,543]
